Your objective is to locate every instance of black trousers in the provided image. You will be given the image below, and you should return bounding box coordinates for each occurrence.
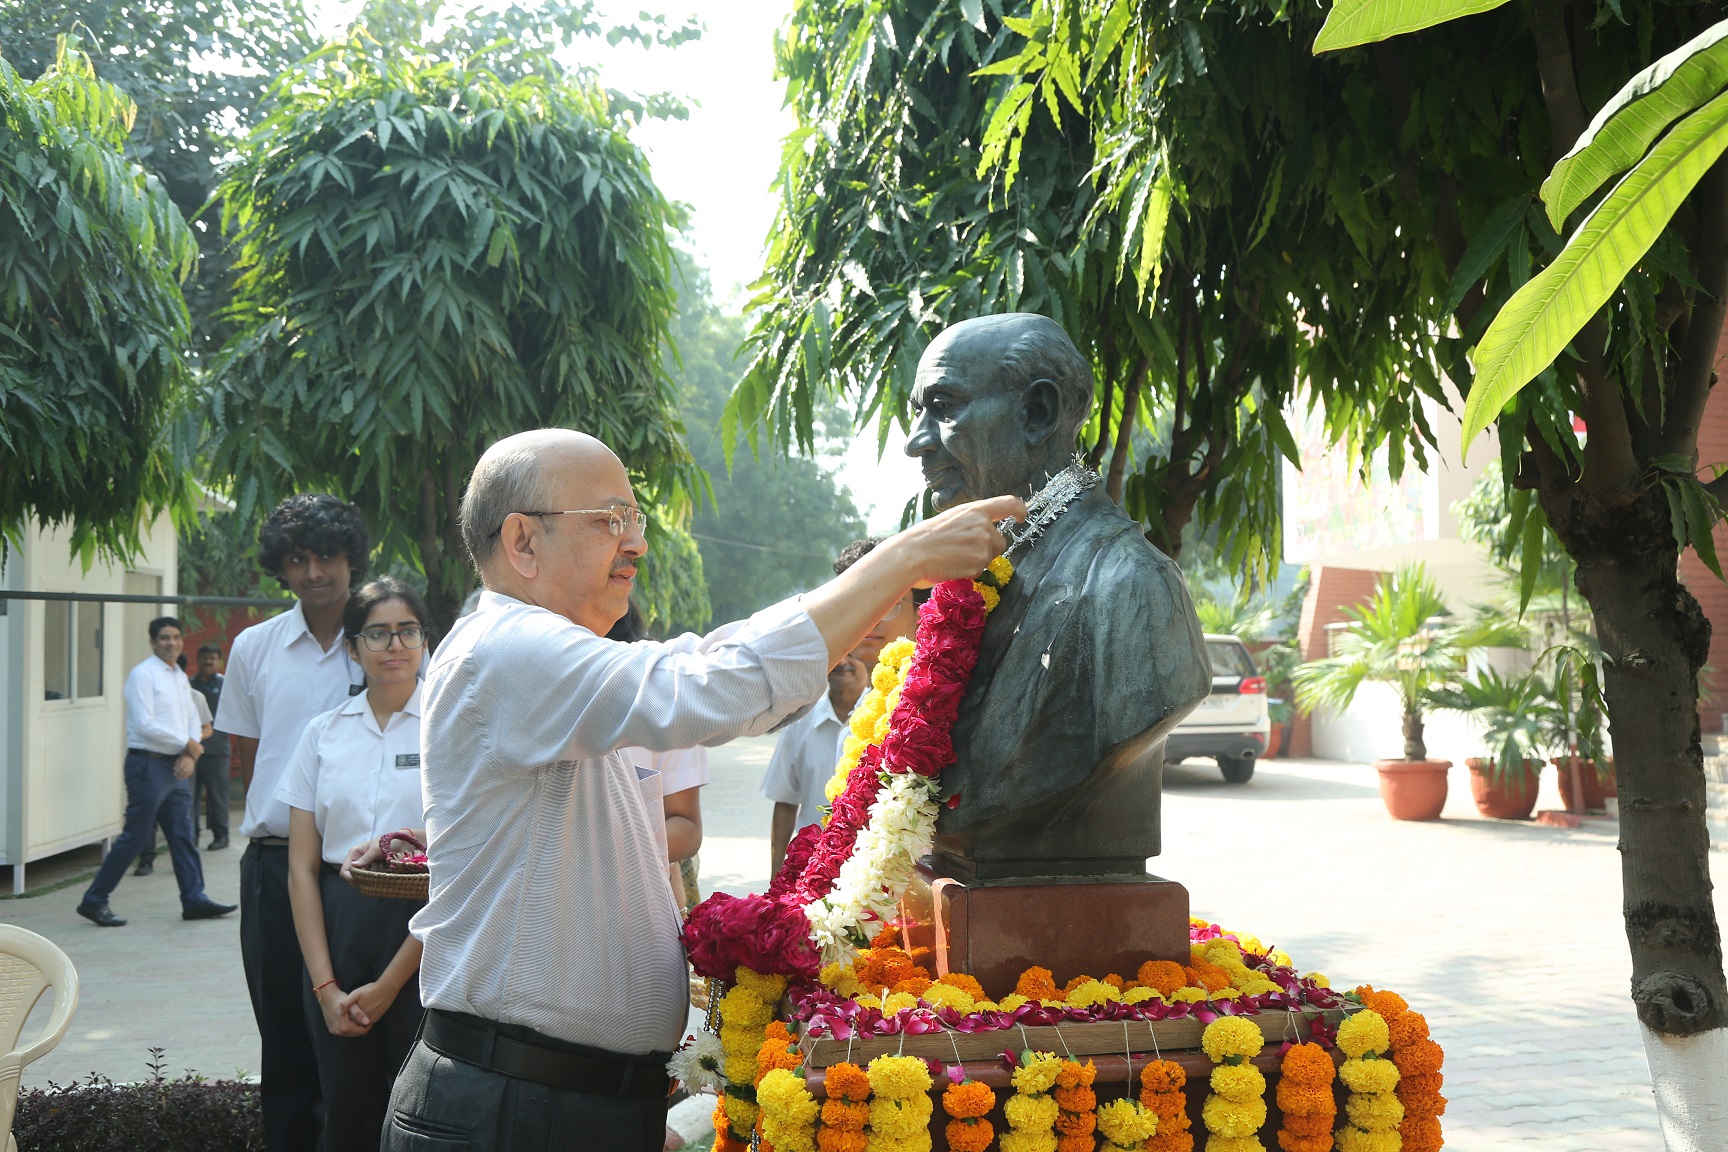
[382,1039,669,1152]
[194,753,231,840]
[302,868,424,1152]
[241,841,324,1152]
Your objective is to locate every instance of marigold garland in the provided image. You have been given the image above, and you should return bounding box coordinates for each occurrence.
[1357,987,1444,1152]
[1002,1051,1063,1152]
[1200,1016,1267,1152]
[1141,1059,1194,1152]
[942,1079,996,1152]
[1275,1041,1336,1152]
[865,1054,934,1152]
[1053,1059,1099,1152]
[1097,1096,1159,1152]
[1335,1009,1401,1152]
[820,1062,871,1152]
[760,1067,819,1152]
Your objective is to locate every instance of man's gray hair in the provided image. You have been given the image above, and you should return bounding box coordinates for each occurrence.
[460,444,554,569]
[996,316,1094,441]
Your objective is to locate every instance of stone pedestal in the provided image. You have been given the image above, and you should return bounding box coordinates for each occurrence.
[896,859,1190,998]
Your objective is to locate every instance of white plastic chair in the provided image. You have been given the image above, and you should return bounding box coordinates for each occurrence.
[0,926,79,1152]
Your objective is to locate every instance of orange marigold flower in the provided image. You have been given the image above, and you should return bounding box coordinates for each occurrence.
[851,953,886,989]
[1275,1081,1336,1116]
[1142,1090,1186,1118]
[1054,1109,1097,1137]
[824,1062,871,1104]
[942,1080,996,1120]
[1140,1059,1188,1095]
[869,924,901,949]
[1355,986,1409,1020]
[1055,1060,1098,1089]
[1137,961,1188,996]
[1056,1135,1095,1152]
[1061,974,1091,996]
[891,975,932,996]
[1053,1085,1097,1113]
[1185,961,1232,991]
[1016,966,1059,1000]
[1397,1038,1445,1076]
[936,972,987,1002]
[1103,972,1126,990]
[1279,1110,1335,1137]
[1400,1114,1444,1152]
[821,1098,870,1129]
[817,1128,867,1152]
[1279,1041,1335,1086]
[944,1118,995,1152]
[1397,1072,1445,1101]
[1148,1130,1195,1152]
[1275,1133,1333,1152]
[754,1035,802,1083]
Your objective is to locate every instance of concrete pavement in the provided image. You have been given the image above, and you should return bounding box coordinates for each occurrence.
[7,739,1721,1151]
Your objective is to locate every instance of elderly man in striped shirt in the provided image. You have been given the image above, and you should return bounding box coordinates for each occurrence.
[379,429,1022,1152]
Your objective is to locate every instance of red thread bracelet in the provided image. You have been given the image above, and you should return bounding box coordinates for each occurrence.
[312,979,338,996]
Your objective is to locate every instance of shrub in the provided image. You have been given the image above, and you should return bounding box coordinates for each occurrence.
[13,1049,261,1152]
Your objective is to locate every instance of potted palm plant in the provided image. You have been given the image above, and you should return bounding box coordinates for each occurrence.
[1294,564,1517,820]
[1258,642,1300,759]
[1432,666,1547,820]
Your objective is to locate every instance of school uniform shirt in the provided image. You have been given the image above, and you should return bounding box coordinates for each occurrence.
[275,685,427,866]
[413,590,827,1056]
[189,684,214,731]
[760,687,858,833]
[124,657,202,756]
[217,601,365,840]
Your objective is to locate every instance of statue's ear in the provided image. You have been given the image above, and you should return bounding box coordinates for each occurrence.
[1021,378,1063,447]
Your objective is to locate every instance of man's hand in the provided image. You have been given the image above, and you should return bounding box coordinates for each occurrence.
[173,754,196,780]
[891,494,1027,583]
[185,739,204,760]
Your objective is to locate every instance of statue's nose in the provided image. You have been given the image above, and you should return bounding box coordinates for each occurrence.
[905,411,937,456]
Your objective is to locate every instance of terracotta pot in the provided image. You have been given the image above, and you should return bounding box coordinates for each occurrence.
[1375,759,1451,821]
[1465,757,1541,820]
[1553,757,1616,811]
[1263,723,1282,761]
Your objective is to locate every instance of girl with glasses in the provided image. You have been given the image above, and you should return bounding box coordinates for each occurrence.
[277,577,434,1152]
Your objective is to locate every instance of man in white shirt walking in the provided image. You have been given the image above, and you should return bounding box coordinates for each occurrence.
[76,617,237,926]
[381,428,1022,1152]
[216,494,369,1152]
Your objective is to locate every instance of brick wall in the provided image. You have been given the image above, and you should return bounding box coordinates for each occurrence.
[1681,319,1728,731]
[1286,565,1383,756]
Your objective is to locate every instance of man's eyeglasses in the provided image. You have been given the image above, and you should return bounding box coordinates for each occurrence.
[357,626,426,652]
[492,507,649,538]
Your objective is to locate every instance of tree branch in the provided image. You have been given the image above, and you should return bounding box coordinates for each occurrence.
[1105,356,1147,504]
[1658,156,1728,460]
[1530,0,1589,162]
[1089,325,1117,469]
[1574,314,1642,501]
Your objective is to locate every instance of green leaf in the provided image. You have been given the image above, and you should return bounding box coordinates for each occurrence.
[1461,90,1728,452]
[1444,194,1527,315]
[1312,0,1512,54]
[1542,20,1728,231]
[960,0,988,34]
[1518,496,1544,615]
[1682,480,1725,581]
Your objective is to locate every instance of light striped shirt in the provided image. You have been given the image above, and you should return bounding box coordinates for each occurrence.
[412,590,828,1054]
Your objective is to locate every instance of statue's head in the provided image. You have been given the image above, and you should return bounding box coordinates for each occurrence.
[905,314,1093,511]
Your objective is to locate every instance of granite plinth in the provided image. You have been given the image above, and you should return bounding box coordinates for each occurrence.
[896,860,1190,997]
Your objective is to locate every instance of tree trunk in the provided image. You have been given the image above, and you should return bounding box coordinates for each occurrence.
[1401,705,1426,761]
[1563,490,1728,1118]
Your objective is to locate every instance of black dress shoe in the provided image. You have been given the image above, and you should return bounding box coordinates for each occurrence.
[182,900,238,921]
[77,902,127,927]
[206,837,229,850]
[132,857,154,877]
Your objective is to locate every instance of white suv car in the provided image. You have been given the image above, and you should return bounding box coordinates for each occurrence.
[1165,634,1271,783]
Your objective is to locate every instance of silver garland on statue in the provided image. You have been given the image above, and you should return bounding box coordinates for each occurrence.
[998,452,1100,560]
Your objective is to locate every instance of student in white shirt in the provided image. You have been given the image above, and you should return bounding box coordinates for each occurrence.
[76,617,236,926]
[762,538,923,875]
[216,493,369,1152]
[278,577,432,1152]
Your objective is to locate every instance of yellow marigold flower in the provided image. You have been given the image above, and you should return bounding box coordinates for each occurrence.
[867,1054,933,1100]
[881,991,918,1015]
[999,1130,1058,1152]
[1304,971,1331,988]
[1203,939,1244,967]
[1269,949,1293,967]
[1201,1017,1265,1062]
[973,999,999,1012]
[868,1094,933,1139]
[998,993,1029,1011]
[1011,1052,1064,1096]
[757,1068,818,1150]
[1336,1010,1390,1059]
[1003,1092,1060,1130]
[1063,978,1119,1008]
[734,968,788,1001]
[1346,1090,1405,1132]
[1206,1138,1267,1152]
[820,962,864,999]
[987,555,1014,583]
[851,993,882,1009]
[1336,1130,1399,1152]
[1096,1098,1158,1145]
[873,711,893,741]
[975,583,1001,612]
[1122,986,1159,1005]
[1338,1056,1401,1095]
[1239,978,1280,996]
[882,637,915,665]
[1209,1063,1266,1103]
[1208,987,1243,1001]
[918,982,974,1012]
[1201,1093,1267,1138]
[1170,986,1208,1004]
[1189,916,1211,928]
[871,1134,934,1152]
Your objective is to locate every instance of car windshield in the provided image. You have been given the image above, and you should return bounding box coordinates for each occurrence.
[1206,640,1258,679]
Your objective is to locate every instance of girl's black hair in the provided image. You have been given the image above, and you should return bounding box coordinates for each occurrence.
[259,494,371,587]
[343,577,437,652]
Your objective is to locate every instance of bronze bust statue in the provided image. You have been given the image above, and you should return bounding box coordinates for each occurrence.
[906,314,1210,882]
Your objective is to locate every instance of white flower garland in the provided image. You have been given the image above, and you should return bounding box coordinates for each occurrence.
[803,772,941,961]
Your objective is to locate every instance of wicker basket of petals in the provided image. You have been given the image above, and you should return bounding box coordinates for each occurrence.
[348,830,430,901]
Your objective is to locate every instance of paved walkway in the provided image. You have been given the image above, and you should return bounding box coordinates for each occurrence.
[8,742,1722,1151]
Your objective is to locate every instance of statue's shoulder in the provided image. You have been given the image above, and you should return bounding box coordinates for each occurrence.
[1066,500,1185,587]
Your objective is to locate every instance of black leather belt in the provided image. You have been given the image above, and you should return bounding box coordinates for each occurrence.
[127,748,179,761]
[421,1009,670,1100]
